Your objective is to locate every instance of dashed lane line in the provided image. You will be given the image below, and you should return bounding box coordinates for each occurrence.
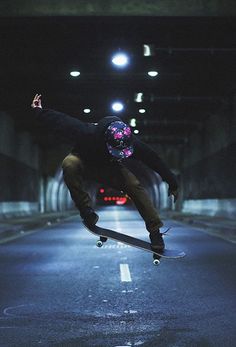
[120,264,132,282]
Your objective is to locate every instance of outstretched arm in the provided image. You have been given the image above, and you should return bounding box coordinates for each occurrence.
[133,137,179,202]
[31,94,90,144]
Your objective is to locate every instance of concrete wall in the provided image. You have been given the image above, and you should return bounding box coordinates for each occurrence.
[0,112,40,215]
[180,95,236,218]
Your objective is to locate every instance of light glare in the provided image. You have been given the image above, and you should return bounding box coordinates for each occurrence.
[134,93,143,103]
[112,53,129,67]
[70,71,81,77]
[134,129,139,134]
[148,71,158,77]
[143,44,155,56]
[112,102,124,112]
[83,108,91,114]
[139,109,146,114]
[130,118,137,127]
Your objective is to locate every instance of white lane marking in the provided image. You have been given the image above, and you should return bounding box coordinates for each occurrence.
[124,310,138,314]
[120,264,132,282]
[93,244,130,249]
[3,304,33,317]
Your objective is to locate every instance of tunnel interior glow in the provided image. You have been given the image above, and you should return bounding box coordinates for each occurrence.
[42,161,169,214]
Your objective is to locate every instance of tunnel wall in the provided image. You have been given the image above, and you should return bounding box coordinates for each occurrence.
[0,111,40,215]
[181,95,236,218]
[42,164,98,213]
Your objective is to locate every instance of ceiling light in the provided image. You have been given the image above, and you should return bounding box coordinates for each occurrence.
[130,118,137,127]
[134,93,143,103]
[83,108,91,114]
[112,53,129,67]
[139,109,146,114]
[134,129,139,134]
[70,71,81,77]
[143,44,155,56]
[148,71,158,77]
[112,102,124,112]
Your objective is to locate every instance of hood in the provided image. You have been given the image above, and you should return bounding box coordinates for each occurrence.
[96,116,122,138]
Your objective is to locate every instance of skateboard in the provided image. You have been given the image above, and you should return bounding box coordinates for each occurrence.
[83,222,185,266]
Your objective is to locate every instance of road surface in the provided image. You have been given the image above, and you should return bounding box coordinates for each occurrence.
[0,206,235,347]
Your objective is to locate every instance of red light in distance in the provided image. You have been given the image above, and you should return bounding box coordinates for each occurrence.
[116,197,127,205]
[103,196,127,205]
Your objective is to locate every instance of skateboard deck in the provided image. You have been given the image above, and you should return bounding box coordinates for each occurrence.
[83,222,185,265]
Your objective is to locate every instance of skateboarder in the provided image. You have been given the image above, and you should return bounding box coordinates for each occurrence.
[31,94,178,250]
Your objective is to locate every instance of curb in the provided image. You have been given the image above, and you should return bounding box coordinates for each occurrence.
[0,211,78,244]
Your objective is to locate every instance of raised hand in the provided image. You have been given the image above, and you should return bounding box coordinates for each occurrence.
[31,94,42,108]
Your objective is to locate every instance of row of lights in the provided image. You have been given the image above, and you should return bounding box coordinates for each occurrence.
[70,52,159,78]
[71,52,152,134]
[103,196,127,205]
[80,106,145,115]
[70,70,158,77]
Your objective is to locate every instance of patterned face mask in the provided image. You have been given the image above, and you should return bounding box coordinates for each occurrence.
[105,121,134,159]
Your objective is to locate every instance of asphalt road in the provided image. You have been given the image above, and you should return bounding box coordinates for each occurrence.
[0,206,235,347]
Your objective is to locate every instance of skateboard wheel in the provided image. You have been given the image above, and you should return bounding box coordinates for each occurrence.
[96,240,103,247]
[153,258,160,266]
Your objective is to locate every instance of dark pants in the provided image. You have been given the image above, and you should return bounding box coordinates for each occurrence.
[62,153,163,233]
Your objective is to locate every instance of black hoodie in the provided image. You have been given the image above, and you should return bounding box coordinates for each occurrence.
[32,107,178,190]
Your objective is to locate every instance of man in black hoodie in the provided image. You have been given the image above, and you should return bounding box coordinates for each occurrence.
[31,94,178,250]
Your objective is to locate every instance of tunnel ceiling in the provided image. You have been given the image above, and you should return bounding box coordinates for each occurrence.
[1,0,236,16]
[0,13,236,147]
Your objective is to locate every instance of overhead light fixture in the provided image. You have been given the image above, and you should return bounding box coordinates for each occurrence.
[111,53,129,67]
[134,129,139,134]
[70,71,81,77]
[143,44,155,56]
[112,101,124,112]
[134,92,143,103]
[130,118,137,127]
[139,109,146,114]
[83,108,91,114]
[148,71,158,77]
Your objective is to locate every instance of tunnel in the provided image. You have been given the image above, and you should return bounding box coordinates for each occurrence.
[40,159,166,213]
[0,2,236,346]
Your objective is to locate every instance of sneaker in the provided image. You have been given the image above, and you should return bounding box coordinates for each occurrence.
[80,207,99,226]
[149,231,165,251]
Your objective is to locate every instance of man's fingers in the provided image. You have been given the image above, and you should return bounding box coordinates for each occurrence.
[32,94,41,103]
[31,94,42,108]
